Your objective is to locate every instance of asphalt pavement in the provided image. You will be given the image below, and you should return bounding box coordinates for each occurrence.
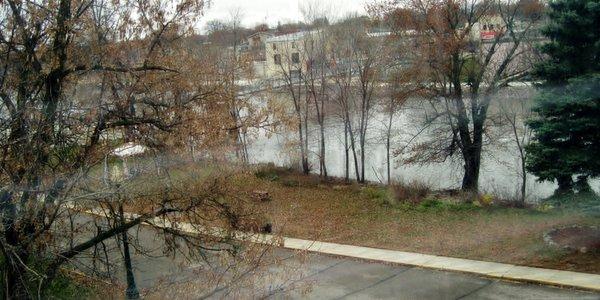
[70,213,600,299]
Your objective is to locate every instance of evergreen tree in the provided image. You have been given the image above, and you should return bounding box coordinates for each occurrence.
[526,76,600,193]
[526,0,600,194]
[534,0,600,83]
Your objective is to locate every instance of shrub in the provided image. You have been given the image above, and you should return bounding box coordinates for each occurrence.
[281,179,300,187]
[416,198,478,212]
[44,272,94,299]
[389,180,431,205]
[477,194,495,206]
[254,164,281,182]
[417,199,445,210]
[362,186,389,201]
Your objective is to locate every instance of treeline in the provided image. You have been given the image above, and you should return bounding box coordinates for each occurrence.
[261,0,543,200]
[231,0,598,203]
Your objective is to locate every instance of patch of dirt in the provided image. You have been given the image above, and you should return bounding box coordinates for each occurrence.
[529,253,600,274]
[545,226,600,252]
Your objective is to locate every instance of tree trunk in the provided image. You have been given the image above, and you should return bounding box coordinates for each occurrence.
[359,133,366,183]
[319,121,327,178]
[386,132,391,185]
[386,111,394,185]
[4,258,29,299]
[312,91,327,178]
[344,119,349,182]
[347,119,361,182]
[303,101,309,173]
[575,176,592,194]
[358,102,366,183]
[2,191,29,299]
[189,137,196,162]
[556,175,574,195]
[461,146,481,195]
[3,231,29,299]
[297,119,309,174]
[241,130,249,164]
[520,159,527,205]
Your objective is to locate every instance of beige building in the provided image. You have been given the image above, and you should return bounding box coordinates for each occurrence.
[245,31,272,61]
[264,31,323,78]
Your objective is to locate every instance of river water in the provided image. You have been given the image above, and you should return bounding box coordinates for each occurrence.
[246,86,597,202]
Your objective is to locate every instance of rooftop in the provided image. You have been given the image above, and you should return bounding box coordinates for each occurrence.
[265,30,320,43]
[248,31,274,39]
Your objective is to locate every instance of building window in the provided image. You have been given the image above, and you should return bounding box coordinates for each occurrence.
[292,53,300,64]
[274,54,281,65]
[272,43,277,50]
[292,42,296,49]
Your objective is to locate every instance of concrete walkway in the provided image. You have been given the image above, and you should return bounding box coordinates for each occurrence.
[73,207,600,293]
[283,238,600,292]
[155,218,600,292]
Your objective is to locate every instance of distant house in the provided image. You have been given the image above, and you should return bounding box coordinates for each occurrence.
[264,31,324,79]
[476,15,505,40]
[243,31,273,62]
[468,15,542,42]
[247,31,273,50]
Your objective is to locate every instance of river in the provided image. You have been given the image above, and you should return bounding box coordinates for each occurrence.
[245,85,597,202]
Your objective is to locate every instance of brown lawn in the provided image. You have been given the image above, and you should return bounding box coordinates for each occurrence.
[109,161,600,274]
[227,166,600,274]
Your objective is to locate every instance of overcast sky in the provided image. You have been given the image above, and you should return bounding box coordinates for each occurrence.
[199,0,368,32]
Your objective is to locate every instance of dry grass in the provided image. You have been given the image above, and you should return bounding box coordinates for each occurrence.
[116,161,600,274]
[388,180,432,205]
[228,165,600,274]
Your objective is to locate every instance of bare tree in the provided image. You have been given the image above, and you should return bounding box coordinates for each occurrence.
[299,3,335,178]
[227,8,254,163]
[382,69,424,184]
[380,0,542,195]
[330,18,362,182]
[498,88,534,204]
[272,34,312,174]
[0,1,273,297]
[301,34,330,177]
[351,24,388,183]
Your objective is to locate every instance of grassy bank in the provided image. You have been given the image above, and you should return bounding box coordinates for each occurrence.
[92,159,600,274]
[234,165,600,274]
